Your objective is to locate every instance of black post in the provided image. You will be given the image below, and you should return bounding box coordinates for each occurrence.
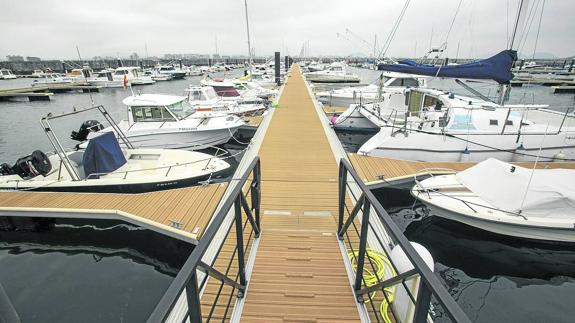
[117,59,123,67]
[274,51,281,86]
[444,57,449,66]
[61,62,67,74]
[519,59,525,70]
[285,56,289,72]
[252,162,261,232]
[179,59,183,69]
[234,195,247,297]
[337,164,347,240]
[208,58,212,67]
[185,270,202,323]
[569,60,574,73]
[353,199,371,301]
[413,280,433,323]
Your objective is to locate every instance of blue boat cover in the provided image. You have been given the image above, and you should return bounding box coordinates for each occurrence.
[378,50,516,84]
[82,131,126,178]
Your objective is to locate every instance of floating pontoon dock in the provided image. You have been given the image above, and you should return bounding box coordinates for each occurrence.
[9,64,575,322]
[0,83,101,101]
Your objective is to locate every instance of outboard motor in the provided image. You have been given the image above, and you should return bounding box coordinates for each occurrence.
[9,150,52,179]
[70,120,104,142]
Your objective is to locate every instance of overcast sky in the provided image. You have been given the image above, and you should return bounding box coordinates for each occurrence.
[1,0,573,59]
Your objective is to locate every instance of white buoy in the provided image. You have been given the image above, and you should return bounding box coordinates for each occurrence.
[390,242,434,323]
[460,147,470,162]
[553,151,565,162]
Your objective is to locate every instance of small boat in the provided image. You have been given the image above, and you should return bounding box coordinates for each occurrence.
[304,62,360,83]
[317,72,426,107]
[0,69,17,80]
[114,66,155,85]
[88,69,126,88]
[186,86,267,116]
[82,94,245,150]
[31,73,73,86]
[0,108,231,193]
[155,65,187,79]
[412,158,575,243]
[31,69,47,78]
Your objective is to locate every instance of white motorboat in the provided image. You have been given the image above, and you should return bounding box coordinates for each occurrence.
[88,69,126,88]
[412,158,575,243]
[31,70,47,78]
[31,73,73,86]
[83,94,245,150]
[0,107,231,193]
[317,72,426,107]
[357,88,575,162]
[0,69,17,80]
[114,67,155,85]
[200,78,242,99]
[304,62,360,83]
[186,86,267,116]
[67,67,94,82]
[156,65,187,79]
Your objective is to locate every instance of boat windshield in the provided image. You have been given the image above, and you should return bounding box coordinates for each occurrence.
[166,100,197,119]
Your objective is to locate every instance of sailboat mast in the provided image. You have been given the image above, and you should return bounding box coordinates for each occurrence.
[243,0,253,68]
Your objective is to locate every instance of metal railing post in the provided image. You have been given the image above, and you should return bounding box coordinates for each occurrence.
[253,161,261,230]
[235,195,247,298]
[337,163,347,240]
[186,270,202,323]
[413,280,432,323]
[353,199,371,302]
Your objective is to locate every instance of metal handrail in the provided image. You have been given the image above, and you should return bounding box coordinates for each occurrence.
[338,158,470,323]
[147,157,261,323]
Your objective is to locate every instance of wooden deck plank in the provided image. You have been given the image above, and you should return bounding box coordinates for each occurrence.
[240,65,360,322]
[0,183,227,240]
[348,153,575,184]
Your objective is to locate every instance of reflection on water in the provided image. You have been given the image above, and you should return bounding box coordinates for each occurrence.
[373,187,575,323]
[0,217,194,323]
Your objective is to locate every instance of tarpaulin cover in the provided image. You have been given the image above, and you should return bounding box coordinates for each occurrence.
[82,131,126,178]
[378,50,516,84]
[456,158,575,218]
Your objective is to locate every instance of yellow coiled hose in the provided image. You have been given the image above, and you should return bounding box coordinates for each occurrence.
[348,248,396,323]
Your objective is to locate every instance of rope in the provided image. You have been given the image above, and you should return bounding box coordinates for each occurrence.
[348,248,397,323]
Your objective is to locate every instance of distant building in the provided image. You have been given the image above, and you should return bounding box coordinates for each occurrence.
[6,55,24,62]
[26,56,41,62]
[164,54,183,60]
[129,53,139,61]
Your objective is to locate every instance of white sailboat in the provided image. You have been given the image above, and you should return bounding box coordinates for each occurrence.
[304,62,360,83]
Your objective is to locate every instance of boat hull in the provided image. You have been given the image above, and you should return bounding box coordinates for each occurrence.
[420,199,575,243]
[124,127,239,150]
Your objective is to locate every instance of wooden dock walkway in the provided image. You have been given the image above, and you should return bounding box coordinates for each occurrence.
[349,153,575,185]
[240,65,360,322]
[0,183,227,242]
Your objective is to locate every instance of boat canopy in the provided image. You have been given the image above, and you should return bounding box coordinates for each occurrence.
[378,50,516,84]
[456,158,575,217]
[82,131,127,178]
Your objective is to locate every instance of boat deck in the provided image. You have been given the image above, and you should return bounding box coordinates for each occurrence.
[349,153,575,186]
[0,183,227,242]
[239,65,360,322]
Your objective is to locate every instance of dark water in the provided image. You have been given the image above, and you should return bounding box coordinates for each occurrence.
[0,217,194,322]
[372,187,575,323]
[0,69,245,163]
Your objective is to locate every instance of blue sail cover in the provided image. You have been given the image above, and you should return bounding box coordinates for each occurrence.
[378,50,516,84]
[82,131,127,178]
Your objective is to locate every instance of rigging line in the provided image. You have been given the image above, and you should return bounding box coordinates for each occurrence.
[506,0,510,46]
[378,0,411,59]
[432,0,463,78]
[531,0,546,60]
[509,0,525,50]
[518,0,542,55]
[519,123,549,212]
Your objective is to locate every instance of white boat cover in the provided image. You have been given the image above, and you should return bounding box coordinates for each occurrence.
[455,158,575,218]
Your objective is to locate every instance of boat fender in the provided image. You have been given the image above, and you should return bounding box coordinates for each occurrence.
[553,151,565,162]
[390,242,434,323]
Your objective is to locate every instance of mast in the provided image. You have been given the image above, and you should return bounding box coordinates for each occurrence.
[500,0,526,105]
[243,0,253,70]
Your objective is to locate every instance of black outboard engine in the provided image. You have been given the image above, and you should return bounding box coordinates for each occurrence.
[71,120,104,142]
[8,150,52,179]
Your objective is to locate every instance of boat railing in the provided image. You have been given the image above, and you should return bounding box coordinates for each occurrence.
[147,157,261,323]
[84,146,233,180]
[338,158,470,323]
